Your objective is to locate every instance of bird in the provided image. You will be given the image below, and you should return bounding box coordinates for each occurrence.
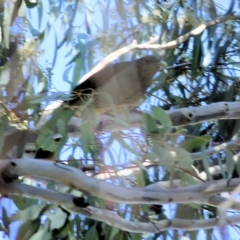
[65,55,166,115]
[34,56,165,161]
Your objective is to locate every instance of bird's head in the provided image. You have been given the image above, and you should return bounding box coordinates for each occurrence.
[136,55,167,87]
[138,55,167,70]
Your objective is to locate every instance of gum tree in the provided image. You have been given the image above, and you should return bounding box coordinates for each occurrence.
[1,0,240,239]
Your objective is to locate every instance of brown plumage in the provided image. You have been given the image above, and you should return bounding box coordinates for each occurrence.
[66,55,164,114]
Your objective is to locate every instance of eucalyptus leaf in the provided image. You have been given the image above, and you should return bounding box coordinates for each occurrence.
[179,135,211,150]
[85,226,98,240]
[49,207,68,230]
[108,227,120,240]
[142,112,158,135]
[29,220,51,240]
[151,106,172,133]
[226,151,234,177]
[201,145,213,181]
[16,219,40,240]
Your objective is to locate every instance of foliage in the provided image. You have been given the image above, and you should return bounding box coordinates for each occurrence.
[0,0,240,239]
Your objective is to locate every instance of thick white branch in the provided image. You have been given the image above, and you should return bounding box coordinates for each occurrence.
[1,159,240,205]
[191,138,240,160]
[60,102,240,133]
[167,102,240,126]
[17,101,240,150]
[2,181,240,233]
[43,102,240,136]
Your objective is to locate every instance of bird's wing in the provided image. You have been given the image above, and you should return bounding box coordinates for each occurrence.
[95,62,143,108]
[67,61,133,106]
[77,61,133,88]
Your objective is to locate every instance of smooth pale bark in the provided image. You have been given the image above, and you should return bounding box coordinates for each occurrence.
[5,101,240,153]
[1,158,240,204]
[2,181,240,233]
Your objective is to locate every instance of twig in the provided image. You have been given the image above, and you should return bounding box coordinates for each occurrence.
[77,13,239,85]
[77,36,160,84]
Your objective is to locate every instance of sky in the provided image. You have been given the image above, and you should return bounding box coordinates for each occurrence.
[1,0,240,239]
[36,1,237,239]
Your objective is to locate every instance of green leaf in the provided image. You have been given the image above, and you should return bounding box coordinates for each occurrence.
[0,65,10,85]
[236,156,240,177]
[226,151,234,177]
[11,204,49,222]
[98,1,108,29]
[29,220,51,240]
[174,147,196,185]
[72,53,84,87]
[37,0,43,29]
[63,65,73,84]
[49,207,68,230]
[115,0,126,21]
[51,30,58,68]
[177,82,187,99]
[3,0,11,48]
[202,47,212,68]
[154,144,175,174]
[201,145,213,181]
[10,196,38,211]
[37,106,75,151]
[57,118,67,137]
[16,219,40,240]
[36,126,56,151]
[191,34,202,80]
[68,231,77,240]
[80,118,97,156]
[85,226,98,240]
[108,227,120,240]
[115,135,138,155]
[151,106,172,133]
[132,160,148,172]
[0,121,5,155]
[85,7,93,34]
[65,48,81,66]
[134,169,146,187]
[216,154,226,179]
[1,206,11,231]
[179,135,211,150]
[18,1,26,18]
[131,233,142,240]
[142,112,158,135]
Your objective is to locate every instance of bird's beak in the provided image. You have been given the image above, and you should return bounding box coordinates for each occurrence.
[158,60,168,70]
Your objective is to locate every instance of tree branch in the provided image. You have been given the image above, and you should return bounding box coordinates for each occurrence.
[39,14,240,118]
[78,14,240,85]
[2,180,240,233]
[1,158,240,205]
